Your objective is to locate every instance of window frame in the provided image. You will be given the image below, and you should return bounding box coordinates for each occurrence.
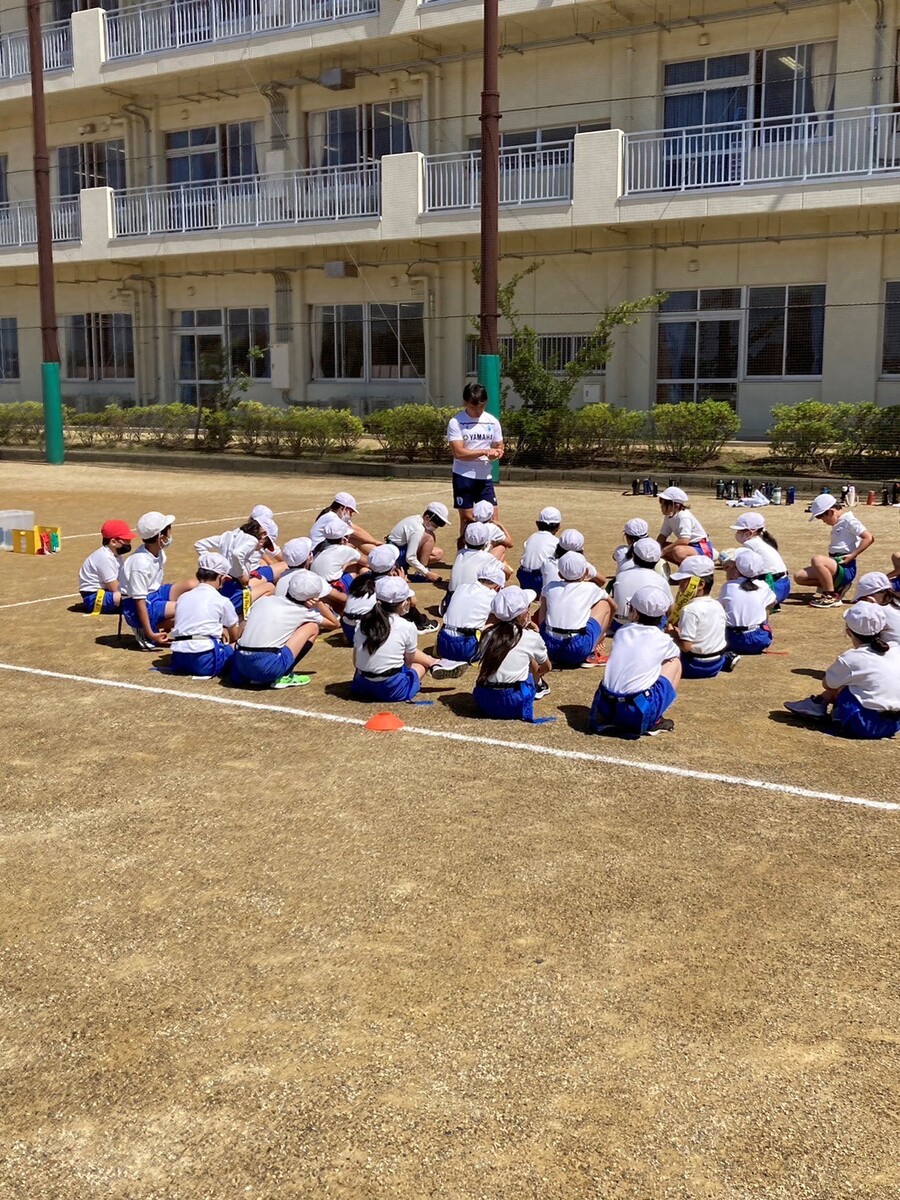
[164,121,261,186]
[465,333,607,377]
[0,316,19,381]
[312,302,426,382]
[55,139,126,198]
[880,280,900,375]
[62,312,134,382]
[172,307,271,403]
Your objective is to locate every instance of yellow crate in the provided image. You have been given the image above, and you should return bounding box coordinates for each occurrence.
[11,525,62,554]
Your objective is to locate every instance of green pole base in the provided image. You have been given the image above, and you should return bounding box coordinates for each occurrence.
[477,353,502,484]
[41,361,65,465]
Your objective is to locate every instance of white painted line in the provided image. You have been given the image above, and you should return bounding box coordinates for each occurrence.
[0,662,895,813]
[0,592,79,610]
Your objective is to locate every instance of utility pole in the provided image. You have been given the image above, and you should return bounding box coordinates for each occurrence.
[477,0,501,483]
[27,0,65,465]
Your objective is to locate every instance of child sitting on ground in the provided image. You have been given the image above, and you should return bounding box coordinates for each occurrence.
[436,558,506,663]
[230,570,332,690]
[471,499,514,565]
[542,528,600,588]
[449,522,509,595]
[730,512,790,606]
[472,586,550,721]
[311,520,368,608]
[794,494,874,608]
[120,512,197,651]
[310,492,381,554]
[169,552,242,678]
[611,518,650,573]
[611,538,671,630]
[539,551,615,669]
[517,506,561,595]
[78,519,135,614]
[386,502,450,584]
[668,555,733,678]
[657,486,714,566]
[719,548,777,655]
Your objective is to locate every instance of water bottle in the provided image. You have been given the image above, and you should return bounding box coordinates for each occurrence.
[652,481,659,497]
[883,488,891,506]
[867,490,876,505]
[632,478,641,496]
[727,479,738,500]
[787,486,796,506]
[643,477,652,495]
[892,481,900,505]
[716,479,725,500]
[772,484,782,505]
[742,478,752,498]
[840,485,850,505]
[847,486,856,507]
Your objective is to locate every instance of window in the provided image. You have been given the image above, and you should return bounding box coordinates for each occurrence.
[468,121,611,152]
[0,317,19,380]
[174,308,270,404]
[56,140,126,197]
[465,334,606,376]
[308,102,415,168]
[882,282,900,373]
[313,303,425,380]
[746,285,825,376]
[0,156,8,207]
[165,122,260,185]
[64,313,134,381]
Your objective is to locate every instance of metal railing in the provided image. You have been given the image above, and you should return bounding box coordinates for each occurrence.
[425,144,574,211]
[0,20,72,81]
[112,163,381,236]
[625,104,900,194]
[106,0,378,58]
[0,199,81,248]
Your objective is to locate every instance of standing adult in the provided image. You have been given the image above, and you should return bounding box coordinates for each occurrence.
[446,383,504,541]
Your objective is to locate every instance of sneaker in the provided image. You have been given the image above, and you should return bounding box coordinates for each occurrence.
[810,593,843,608]
[580,646,609,668]
[722,651,741,673]
[430,659,470,680]
[534,679,551,700]
[271,673,311,689]
[646,717,675,736]
[416,619,440,635]
[135,629,158,651]
[784,695,828,718]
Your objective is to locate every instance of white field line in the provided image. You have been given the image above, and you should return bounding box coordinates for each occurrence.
[0,662,896,813]
[0,593,80,610]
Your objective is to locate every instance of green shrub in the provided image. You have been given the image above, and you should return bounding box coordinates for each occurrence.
[768,400,842,470]
[569,404,648,466]
[365,404,446,461]
[232,401,273,455]
[0,401,45,446]
[279,407,363,457]
[200,408,233,453]
[652,399,740,467]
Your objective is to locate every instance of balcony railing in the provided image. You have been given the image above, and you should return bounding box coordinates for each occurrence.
[106,0,378,58]
[0,20,72,81]
[112,164,381,236]
[425,145,573,211]
[0,199,81,248]
[625,104,900,194]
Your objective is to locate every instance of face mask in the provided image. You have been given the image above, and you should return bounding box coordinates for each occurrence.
[161,534,173,548]
[116,543,132,555]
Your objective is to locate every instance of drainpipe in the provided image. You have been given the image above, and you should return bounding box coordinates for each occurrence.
[871,0,885,108]
[124,274,160,403]
[122,103,152,186]
[406,263,442,405]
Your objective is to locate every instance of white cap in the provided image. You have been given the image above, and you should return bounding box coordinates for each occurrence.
[730,512,766,532]
[539,506,562,525]
[375,575,413,605]
[250,504,273,522]
[854,571,892,599]
[630,586,671,618]
[472,500,495,522]
[623,517,649,538]
[808,494,837,521]
[259,515,278,542]
[323,519,352,541]
[633,537,662,564]
[558,551,588,581]
[425,501,449,525]
[137,511,175,540]
[334,491,358,512]
[367,544,401,574]
[660,486,689,505]
[476,559,506,586]
[845,603,887,637]
[734,547,766,579]
[197,551,231,575]
[670,555,714,581]
[282,537,313,567]
[464,521,490,547]
[558,528,584,552]
[491,586,535,622]
[287,569,331,603]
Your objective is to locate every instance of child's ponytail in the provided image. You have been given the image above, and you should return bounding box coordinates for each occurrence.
[476,621,523,684]
[760,529,779,551]
[739,577,761,593]
[856,632,890,656]
[361,601,395,653]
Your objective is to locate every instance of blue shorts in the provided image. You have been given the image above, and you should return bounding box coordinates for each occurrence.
[831,689,900,740]
[81,589,118,615]
[220,577,252,617]
[540,617,601,668]
[473,675,536,722]
[725,624,773,655]
[121,584,173,632]
[452,475,497,511]
[892,577,900,594]
[254,565,275,584]
[350,666,421,703]
[690,538,715,559]
[834,559,857,591]
[516,566,545,596]
[230,645,295,687]
[767,574,791,605]
[436,628,480,663]
[681,651,728,679]
[170,640,235,678]
[590,677,677,735]
[340,618,358,645]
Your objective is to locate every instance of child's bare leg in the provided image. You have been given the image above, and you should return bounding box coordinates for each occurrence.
[489,545,507,564]
[663,543,696,566]
[590,597,615,635]
[284,622,319,667]
[660,658,682,687]
[350,524,381,554]
[810,554,839,592]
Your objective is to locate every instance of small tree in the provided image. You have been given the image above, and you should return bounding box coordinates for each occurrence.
[652,399,740,467]
[768,400,843,470]
[193,344,264,450]
[472,261,664,465]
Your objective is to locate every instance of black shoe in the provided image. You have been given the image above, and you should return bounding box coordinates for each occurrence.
[722,652,741,673]
[534,679,551,700]
[416,619,440,635]
[646,717,675,736]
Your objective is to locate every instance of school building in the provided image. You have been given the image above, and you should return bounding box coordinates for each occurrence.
[1,0,900,434]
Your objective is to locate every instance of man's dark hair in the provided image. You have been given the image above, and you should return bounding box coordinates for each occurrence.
[463,382,488,406]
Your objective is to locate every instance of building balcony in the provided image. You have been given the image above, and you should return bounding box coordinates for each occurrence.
[105,0,379,60]
[0,198,81,247]
[0,20,72,81]
[424,145,573,211]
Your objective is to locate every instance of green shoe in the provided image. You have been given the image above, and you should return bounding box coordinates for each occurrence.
[272,673,311,689]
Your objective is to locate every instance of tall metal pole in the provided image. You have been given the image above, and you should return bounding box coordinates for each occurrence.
[477,0,501,483]
[27,0,65,465]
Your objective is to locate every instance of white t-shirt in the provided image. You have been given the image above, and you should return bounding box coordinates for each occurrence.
[447,410,503,480]
[520,530,558,571]
[614,550,669,580]
[354,612,417,674]
[718,579,776,628]
[195,528,259,579]
[825,644,900,712]
[311,543,361,582]
[676,596,727,655]
[612,567,671,624]
[442,581,494,633]
[482,627,548,684]
[741,534,787,576]
[343,590,377,623]
[542,579,605,631]
[79,546,120,592]
[542,556,598,586]
[238,594,322,650]
[120,545,165,599]
[659,510,708,544]
[274,566,303,598]
[482,521,506,547]
[603,624,679,695]
[879,604,900,646]
[171,583,239,653]
[449,547,496,592]
[388,514,430,575]
[828,513,867,557]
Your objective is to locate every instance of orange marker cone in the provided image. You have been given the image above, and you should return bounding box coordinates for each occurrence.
[364,711,405,732]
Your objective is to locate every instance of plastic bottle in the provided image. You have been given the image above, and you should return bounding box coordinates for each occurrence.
[643,477,652,495]
[867,490,876,505]
[632,478,641,496]
[883,488,891,506]
[651,481,659,497]
[772,484,782,505]
[716,479,725,500]
[787,487,796,506]
[847,486,856,507]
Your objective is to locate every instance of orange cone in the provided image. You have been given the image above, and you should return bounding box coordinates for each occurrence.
[364,711,405,732]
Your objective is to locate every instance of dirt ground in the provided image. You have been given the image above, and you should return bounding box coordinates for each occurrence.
[1,461,898,1200]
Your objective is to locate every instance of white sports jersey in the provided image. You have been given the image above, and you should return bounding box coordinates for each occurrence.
[520,530,558,572]
[741,534,788,576]
[603,624,679,695]
[238,594,322,650]
[442,582,494,633]
[387,514,431,575]
[825,644,900,712]
[78,546,119,592]
[354,613,417,674]
[828,513,867,557]
[676,596,727,655]
[120,545,165,599]
[447,410,503,480]
[659,510,708,544]
[449,547,496,592]
[879,604,900,646]
[311,544,360,582]
[171,583,239,653]
[481,627,547,684]
[542,580,605,631]
[718,579,777,628]
[612,567,671,624]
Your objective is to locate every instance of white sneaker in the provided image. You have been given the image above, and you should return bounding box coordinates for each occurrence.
[431,659,470,680]
[135,629,158,651]
[534,679,551,700]
[784,696,828,719]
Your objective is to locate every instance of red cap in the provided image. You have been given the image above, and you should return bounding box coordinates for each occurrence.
[101,519,137,541]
